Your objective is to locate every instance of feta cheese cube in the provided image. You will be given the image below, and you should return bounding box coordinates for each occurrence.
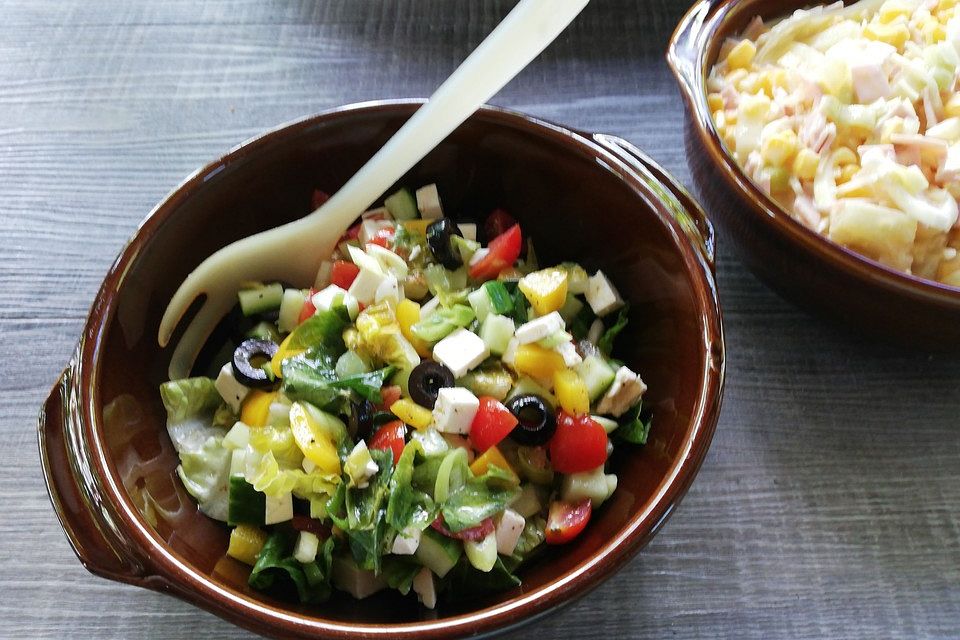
[391,526,422,555]
[432,328,489,378]
[420,295,441,319]
[347,244,383,274]
[458,223,477,241]
[345,440,380,489]
[515,311,565,344]
[585,270,624,317]
[294,531,320,564]
[264,491,293,525]
[555,340,583,367]
[413,567,437,609]
[359,219,395,246]
[595,366,648,417]
[416,183,444,219]
[432,387,480,434]
[215,363,249,412]
[312,284,348,313]
[495,509,526,556]
[374,274,403,306]
[348,266,388,305]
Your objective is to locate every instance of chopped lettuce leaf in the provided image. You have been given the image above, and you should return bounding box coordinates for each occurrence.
[440,466,521,532]
[410,304,475,343]
[597,305,629,356]
[286,306,350,353]
[386,441,437,534]
[438,556,520,600]
[176,436,231,521]
[160,377,222,427]
[381,556,422,595]
[616,401,653,445]
[249,528,335,604]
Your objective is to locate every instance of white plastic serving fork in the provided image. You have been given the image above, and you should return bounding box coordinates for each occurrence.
[158,0,590,380]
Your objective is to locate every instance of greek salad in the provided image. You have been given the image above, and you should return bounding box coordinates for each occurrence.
[159,184,652,607]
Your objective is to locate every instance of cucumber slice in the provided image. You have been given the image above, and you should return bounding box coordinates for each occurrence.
[558,294,584,323]
[463,531,498,572]
[335,350,371,379]
[415,528,462,578]
[508,376,557,408]
[591,415,619,434]
[238,283,283,317]
[468,287,495,323]
[277,288,307,332]
[384,187,419,220]
[575,355,616,401]
[561,466,616,506]
[479,314,515,356]
[483,281,514,315]
[245,320,281,343]
[228,475,265,526]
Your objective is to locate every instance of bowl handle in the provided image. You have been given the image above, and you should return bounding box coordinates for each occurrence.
[666,0,719,104]
[591,134,716,267]
[38,360,149,584]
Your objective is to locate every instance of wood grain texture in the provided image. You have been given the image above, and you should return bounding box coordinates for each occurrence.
[1,0,958,638]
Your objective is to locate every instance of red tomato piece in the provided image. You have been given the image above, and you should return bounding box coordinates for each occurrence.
[548,411,608,474]
[330,260,360,290]
[468,224,522,281]
[484,208,517,241]
[545,499,592,545]
[297,288,318,324]
[311,189,331,210]
[469,397,519,452]
[369,420,406,464]
[291,515,331,539]
[431,516,495,541]
[377,385,403,411]
[368,227,395,248]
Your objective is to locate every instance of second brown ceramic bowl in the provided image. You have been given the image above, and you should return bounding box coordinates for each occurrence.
[39,101,724,639]
[668,0,960,350]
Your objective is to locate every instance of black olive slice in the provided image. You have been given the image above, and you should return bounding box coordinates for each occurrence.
[426,219,464,270]
[348,399,375,441]
[506,394,557,446]
[233,338,280,388]
[408,361,455,408]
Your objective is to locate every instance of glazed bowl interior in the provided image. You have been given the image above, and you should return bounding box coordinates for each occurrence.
[92,103,719,630]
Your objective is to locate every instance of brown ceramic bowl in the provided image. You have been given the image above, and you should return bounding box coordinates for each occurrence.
[39,101,724,639]
[668,0,960,350]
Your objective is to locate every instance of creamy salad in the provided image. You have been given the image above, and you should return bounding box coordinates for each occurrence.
[708,0,960,285]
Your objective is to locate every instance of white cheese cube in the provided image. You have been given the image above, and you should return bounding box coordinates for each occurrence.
[502,337,520,368]
[374,274,403,306]
[347,244,383,274]
[495,509,526,556]
[420,295,441,319]
[416,183,444,219]
[294,531,320,564]
[391,526,422,555]
[515,311,565,344]
[345,440,380,489]
[585,270,624,317]
[312,284,348,313]
[432,387,480,435]
[264,491,293,525]
[348,266,388,305]
[215,363,249,413]
[413,567,437,609]
[458,223,477,241]
[432,328,489,378]
[332,557,387,599]
[595,366,648,417]
[359,219,395,246]
[555,340,583,367]
[277,288,307,333]
[365,243,409,279]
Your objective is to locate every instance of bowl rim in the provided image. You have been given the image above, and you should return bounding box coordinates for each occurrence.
[72,100,725,638]
[667,0,960,306]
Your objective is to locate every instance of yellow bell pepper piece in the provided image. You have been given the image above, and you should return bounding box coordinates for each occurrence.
[227,524,268,566]
[513,344,567,382]
[289,403,341,475]
[240,390,277,427]
[469,446,519,484]
[400,219,432,235]
[390,398,434,430]
[396,299,432,357]
[518,268,568,315]
[553,370,590,415]
[270,333,306,380]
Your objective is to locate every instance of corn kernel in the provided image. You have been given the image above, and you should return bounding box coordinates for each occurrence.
[739,92,771,120]
[760,129,799,167]
[930,23,947,42]
[707,92,724,112]
[391,398,433,430]
[939,0,957,11]
[833,147,858,166]
[726,39,757,70]
[864,20,910,50]
[737,72,760,94]
[879,0,912,22]
[724,68,748,88]
[713,109,726,130]
[792,148,821,180]
[837,163,860,184]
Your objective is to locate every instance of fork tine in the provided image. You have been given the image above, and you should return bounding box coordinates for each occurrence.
[166,296,234,380]
[158,272,208,348]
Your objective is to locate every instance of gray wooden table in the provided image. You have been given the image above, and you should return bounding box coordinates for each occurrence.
[2,1,958,638]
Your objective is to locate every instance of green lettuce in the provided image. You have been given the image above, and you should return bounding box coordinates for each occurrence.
[411,304,475,343]
[438,556,520,600]
[281,347,394,410]
[597,305,629,356]
[440,465,520,532]
[381,556,422,595]
[616,400,653,445]
[249,528,336,604]
[286,306,350,353]
[386,441,437,534]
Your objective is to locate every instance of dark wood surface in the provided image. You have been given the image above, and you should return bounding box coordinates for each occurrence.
[2,1,958,638]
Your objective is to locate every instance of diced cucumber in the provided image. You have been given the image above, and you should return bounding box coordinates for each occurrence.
[332,556,388,599]
[483,281,514,315]
[537,330,572,349]
[238,283,283,317]
[591,415,619,434]
[245,320,281,343]
[508,376,557,408]
[228,475,265,526]
[509,483,545,518]
[576,355,616,401]
[278,288,307,332]
[558,294,585,323]
[452,236,480,264]
[480,314,515,356]
[560,262,590,294]
[463,531,498,572]
[468,287,495,323]
[561,466,617,507]
[391,367,413,398]
[335,350,371,379]
[458,365,514,400]
[415,528,462,578]
[222,422,251,450]
[294,531,320,564]
[384,187,419,220]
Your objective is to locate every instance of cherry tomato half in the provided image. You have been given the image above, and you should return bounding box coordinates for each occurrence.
[368,227,395,249]
[545,499,592,545]
[330,260,360,290]
[369,419,406,464]
[469,397,519,453]
[297,288,318,324]
[548,411,608,474]
[431,515,495,542]
[468,224,522,281]
[377,385,402,412]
